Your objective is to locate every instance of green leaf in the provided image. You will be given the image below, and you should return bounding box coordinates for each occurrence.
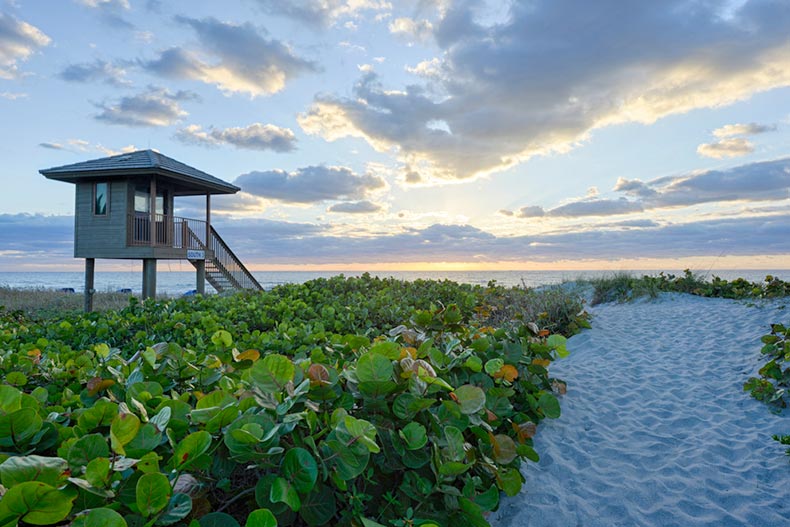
[71,508,127,527]
[538,393,561,419]
[355,353,393,383]
[0,385,22,413]
[438,461,473,476]
[199,512,240,527]
[464,356,483,373]
[85,457,111,488]
[299,485,336,526]
[110,409,141,455]
[282,448,318,494]
[270,476,301,511]
[156,493,193,525]
[0,456,69,487]
[246,509,277,527]
[251,354,295,393]
[398,422,427,450]
[136,473,172,517]
[444,426,465,462]
[484,359,504,376]
[341,416,380,453]
[324,439,368,480]
[68,433,109,470]
[498,467,523,497]
[453,385,486,415]
[0,481,75,525]
[0,408,42,447]
[211,330,233,348]
[5,372,27,387]
[473,484,499,512]
[173,431,212,469]
[149,406,172,433]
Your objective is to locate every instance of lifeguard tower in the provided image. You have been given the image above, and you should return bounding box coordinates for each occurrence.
[41,150,262,311]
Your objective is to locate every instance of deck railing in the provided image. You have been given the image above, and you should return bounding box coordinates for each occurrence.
[127,213,207,250]
[207,226,263,291]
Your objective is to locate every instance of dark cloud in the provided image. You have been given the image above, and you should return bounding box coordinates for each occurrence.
[0,12,50,79]
[235,166,386,204]
[516,206,545,218]
[516,157,790,219]
[327,200,383,214]
[713,122,777,138]
[174,123,296,152]
[548,198,644,218]
[3,212,790,267]
[95,86,196,127]
[39,142,65,150]
[299,0,790,181]
[142,17,317,96]
[60,59,130,86]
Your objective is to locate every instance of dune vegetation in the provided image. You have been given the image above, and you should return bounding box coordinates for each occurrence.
[0,275,589,527]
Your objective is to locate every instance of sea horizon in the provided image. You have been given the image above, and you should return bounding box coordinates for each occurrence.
[1,268,788,296]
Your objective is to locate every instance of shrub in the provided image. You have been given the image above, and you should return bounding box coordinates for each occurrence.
[0,276,581,526]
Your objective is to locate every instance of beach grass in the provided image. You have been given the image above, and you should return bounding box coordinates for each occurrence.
[0,286,135,317]
[583,269,790,305]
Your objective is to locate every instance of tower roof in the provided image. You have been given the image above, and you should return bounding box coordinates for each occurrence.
[40,150,240,196]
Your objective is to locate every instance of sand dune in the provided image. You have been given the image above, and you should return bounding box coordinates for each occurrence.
[490,293,790,527]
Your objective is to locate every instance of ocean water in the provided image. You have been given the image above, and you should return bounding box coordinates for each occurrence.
[0,269,788,296]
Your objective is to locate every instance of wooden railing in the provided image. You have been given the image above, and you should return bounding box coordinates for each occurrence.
[207,226,262,291]
[127,214,207,249]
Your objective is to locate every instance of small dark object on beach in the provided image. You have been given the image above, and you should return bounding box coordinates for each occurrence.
[59,287,76,293]
[183,289,198,297]
[117,288,133,294]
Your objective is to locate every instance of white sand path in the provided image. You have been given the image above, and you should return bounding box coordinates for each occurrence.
[490,293,790,527]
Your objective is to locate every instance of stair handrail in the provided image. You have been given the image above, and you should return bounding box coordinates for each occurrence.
[209,226,263,291]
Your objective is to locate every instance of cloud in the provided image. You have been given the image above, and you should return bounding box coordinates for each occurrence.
[0,13,50,79]
[0,91,26,99]
[713,122,777,138]
[175,123,297,152]
[59,59,130,86]
[76,0,129,8]
[299,1,790,182]
[697,121,777,158]
[512,157,790,219]
[389,17,433,43]
[4,211,790,268]
[39,139,136,155]
[95,86,195,127]
[516,206,546,218]
[142,17,317,97]
[697,137,754,159]
[327,200,383,214]
[249,0,392,27]
[235,165,386,204]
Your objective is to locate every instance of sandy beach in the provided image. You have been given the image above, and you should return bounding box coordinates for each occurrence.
[490,293,790,527]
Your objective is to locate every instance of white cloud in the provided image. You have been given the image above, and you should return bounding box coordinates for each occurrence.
[143,17,317,97]
[95,86,195,127]
[76,0,130,8]
[389,17,433,43]
[697,137,754,159]
[0,91,26,99]
[0,13,50,79]
[175,123,297,152]
[235,165,386,204]
[299,1,790,183]
[250,0,392,27]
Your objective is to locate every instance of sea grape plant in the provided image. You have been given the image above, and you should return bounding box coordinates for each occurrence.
[0,276,583,526]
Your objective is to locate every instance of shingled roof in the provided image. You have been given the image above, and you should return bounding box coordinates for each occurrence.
[40,150,240,195]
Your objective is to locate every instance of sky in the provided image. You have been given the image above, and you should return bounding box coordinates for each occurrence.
[1,0,790,272]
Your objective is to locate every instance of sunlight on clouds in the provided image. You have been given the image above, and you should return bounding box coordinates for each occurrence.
[697,137,754,158]
[0,13,50,79]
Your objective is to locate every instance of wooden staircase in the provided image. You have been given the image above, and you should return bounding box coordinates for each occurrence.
[188,226,263,294]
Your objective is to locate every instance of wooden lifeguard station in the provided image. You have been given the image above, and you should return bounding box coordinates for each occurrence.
[41,150,262,310]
